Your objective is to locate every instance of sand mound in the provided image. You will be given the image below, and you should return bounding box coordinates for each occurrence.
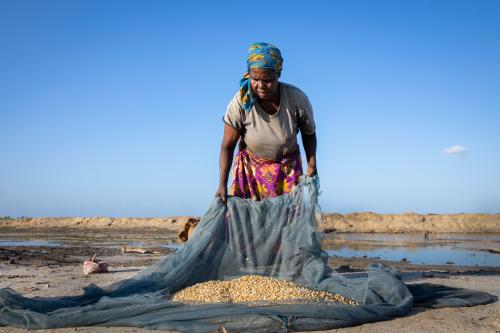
[0,216,199,231]
[1,213,499,233]
[321,212,500,233]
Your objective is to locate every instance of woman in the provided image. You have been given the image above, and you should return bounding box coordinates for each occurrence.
[216,42,317,203]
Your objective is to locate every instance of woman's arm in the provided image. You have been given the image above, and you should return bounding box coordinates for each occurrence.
[215,124,241,203]
[301,132,317,176]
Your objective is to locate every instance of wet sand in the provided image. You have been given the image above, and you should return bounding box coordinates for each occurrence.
[0,228,499,332]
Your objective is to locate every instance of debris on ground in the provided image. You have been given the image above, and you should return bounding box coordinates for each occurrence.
[82,254,109,275]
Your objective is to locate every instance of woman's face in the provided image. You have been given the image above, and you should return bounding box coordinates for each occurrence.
[249,68,280,101]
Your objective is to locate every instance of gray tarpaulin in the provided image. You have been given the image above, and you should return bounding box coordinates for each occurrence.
[0,177,495,332]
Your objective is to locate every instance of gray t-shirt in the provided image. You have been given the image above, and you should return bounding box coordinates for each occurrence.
[223,82,315,161]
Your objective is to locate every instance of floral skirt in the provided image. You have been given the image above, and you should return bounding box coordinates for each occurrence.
[230,146,303,201]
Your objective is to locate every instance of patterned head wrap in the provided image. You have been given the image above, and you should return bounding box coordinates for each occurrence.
[239,42,283,112]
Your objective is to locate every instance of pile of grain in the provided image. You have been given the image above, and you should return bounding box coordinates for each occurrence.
[172,275,359,305]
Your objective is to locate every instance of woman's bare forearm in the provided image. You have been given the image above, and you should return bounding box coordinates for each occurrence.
[218,124,241,190]
[219,145,235,188]
[302,132,317,175]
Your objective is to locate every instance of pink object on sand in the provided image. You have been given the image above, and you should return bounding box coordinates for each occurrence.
[83,254,109,275]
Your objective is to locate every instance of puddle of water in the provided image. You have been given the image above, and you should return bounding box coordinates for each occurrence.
[0,240,62,247]
[0,229,178,249]
[323,233,500,266]
[326,246,500,266]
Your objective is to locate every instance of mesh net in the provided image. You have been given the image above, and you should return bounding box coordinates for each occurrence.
[0,176,495,332]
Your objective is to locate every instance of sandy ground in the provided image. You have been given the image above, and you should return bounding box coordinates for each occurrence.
[0,226,498,332]
[0,249,498,333]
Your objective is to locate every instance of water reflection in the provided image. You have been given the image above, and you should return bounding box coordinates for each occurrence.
[323,233,500,266]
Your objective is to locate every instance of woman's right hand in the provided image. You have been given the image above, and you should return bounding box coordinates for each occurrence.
[215,184,227,204]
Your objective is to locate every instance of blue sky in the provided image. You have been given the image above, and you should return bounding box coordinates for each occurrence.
[1,0,499,217]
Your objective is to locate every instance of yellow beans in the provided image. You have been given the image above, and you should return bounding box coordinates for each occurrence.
[172,275,359,305]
